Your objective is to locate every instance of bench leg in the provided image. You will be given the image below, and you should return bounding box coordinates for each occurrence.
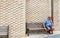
[27,29,29,36]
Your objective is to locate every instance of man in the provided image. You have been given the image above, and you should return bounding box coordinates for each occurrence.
[44,16,54,34]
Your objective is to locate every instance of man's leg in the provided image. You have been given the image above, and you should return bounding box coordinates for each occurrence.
[52,27,54,31]
[49,25,54,34]
[49,25,54,31]
[45,25,51,31]
[45,26,51,34]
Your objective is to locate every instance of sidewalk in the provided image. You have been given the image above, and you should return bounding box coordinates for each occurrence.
[26,31,60,38]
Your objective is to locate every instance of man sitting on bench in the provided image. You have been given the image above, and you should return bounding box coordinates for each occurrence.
[44,16,54,34]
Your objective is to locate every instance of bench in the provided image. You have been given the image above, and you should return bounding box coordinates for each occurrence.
[26,22,45,36]
[0,26,9,38]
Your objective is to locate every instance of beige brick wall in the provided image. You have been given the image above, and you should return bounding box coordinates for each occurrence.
[58,0,60,31]
[54,0,60,31]
[0,0,25,38]
[26,0,51,23]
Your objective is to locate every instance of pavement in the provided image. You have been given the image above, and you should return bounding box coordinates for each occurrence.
[26,31,60,38]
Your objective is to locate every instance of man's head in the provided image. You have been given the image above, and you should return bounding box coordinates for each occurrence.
[48,16,52,20]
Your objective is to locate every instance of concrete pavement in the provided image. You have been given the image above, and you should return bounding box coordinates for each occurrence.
[26,31,60,38]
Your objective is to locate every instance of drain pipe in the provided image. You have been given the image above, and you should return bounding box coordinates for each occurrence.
[51,0,54,22]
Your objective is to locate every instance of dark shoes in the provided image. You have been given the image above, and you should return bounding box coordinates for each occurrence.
[47,30,53,34]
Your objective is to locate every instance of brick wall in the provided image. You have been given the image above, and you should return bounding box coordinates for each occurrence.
[54,0,60,31]
[0,0,25,38]
[26,0,51,23]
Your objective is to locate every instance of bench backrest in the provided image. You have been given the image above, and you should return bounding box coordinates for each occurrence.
[26,23,44,28]
[0,26,8,32]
